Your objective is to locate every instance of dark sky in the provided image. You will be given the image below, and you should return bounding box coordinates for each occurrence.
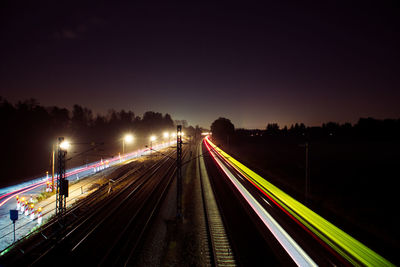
[1,1,399,128]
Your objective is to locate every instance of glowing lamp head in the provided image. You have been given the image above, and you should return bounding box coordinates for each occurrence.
[21,197,25,201]
[150,135,156,142]
[163,132,169,139]
[59,140,70,150]
[30,204,34,208]
[38,207,42,212]
[124,134,134,143]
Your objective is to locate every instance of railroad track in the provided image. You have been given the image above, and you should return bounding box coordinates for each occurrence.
[201,140,291,266]
[198,142,236,267]
[0,160,144,259]
[0,150,181,266]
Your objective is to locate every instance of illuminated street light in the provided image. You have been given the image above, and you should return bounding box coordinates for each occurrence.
[150,135,157,157]
[163,132,170,144]
[125,134,133,143]
[122,134,134,154]
[59,140,70,150]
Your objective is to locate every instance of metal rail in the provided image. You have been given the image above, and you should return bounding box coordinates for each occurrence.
[0,161,142,256]
[102,157,179,266]
[30,153,175,265]
[198,142,236,266]
[1,152,175,265]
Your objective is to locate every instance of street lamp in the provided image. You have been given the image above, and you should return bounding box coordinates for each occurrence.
[122,134,134,155]
[163,132,170,144]
[150,135,156,156]
[59,140,70,150]
[150,135,156,148]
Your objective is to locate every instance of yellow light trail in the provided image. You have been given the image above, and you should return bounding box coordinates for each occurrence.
[205,137,394,267]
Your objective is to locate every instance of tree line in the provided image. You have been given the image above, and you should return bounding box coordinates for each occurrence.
[211,117,400,145]
[0,97,179,186]
[263,118,400,138]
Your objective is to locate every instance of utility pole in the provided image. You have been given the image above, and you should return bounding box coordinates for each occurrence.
[176,125,183,219]
[56,137,68,216]
[51,144,55,192]
[305,142,309,204]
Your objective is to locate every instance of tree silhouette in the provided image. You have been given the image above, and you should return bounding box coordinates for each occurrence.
[211,117,235,144]
[266,123,280,135]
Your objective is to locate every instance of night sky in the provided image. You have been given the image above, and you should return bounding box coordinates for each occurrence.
[1,1,399,128]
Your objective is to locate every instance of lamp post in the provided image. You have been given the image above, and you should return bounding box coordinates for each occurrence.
[171,132,176,144]
[150,135,156,157]
[163,132,169,145]
[122,134,134,155]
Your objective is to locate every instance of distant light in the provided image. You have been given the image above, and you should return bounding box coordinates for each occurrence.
[124,134,134,143]
[60,140,70,150]
[171,133,176,138]
[150,135,157,142]
[163,132,169,138]
[201,132,210,136]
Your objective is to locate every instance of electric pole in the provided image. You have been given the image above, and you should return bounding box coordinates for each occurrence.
[305,142,309,204]
[56,137,68,216]
[52,144,55,192]
[176,125,183,219]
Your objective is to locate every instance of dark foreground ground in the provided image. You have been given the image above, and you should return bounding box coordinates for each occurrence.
[215,134,400,265]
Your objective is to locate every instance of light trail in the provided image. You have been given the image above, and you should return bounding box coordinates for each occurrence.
[204,139,317,266]
[0,142,174,208]
[0,182,47,207]
[204,136,394,267]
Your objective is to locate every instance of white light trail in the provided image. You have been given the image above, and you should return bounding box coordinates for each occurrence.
[206,141,317,267]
